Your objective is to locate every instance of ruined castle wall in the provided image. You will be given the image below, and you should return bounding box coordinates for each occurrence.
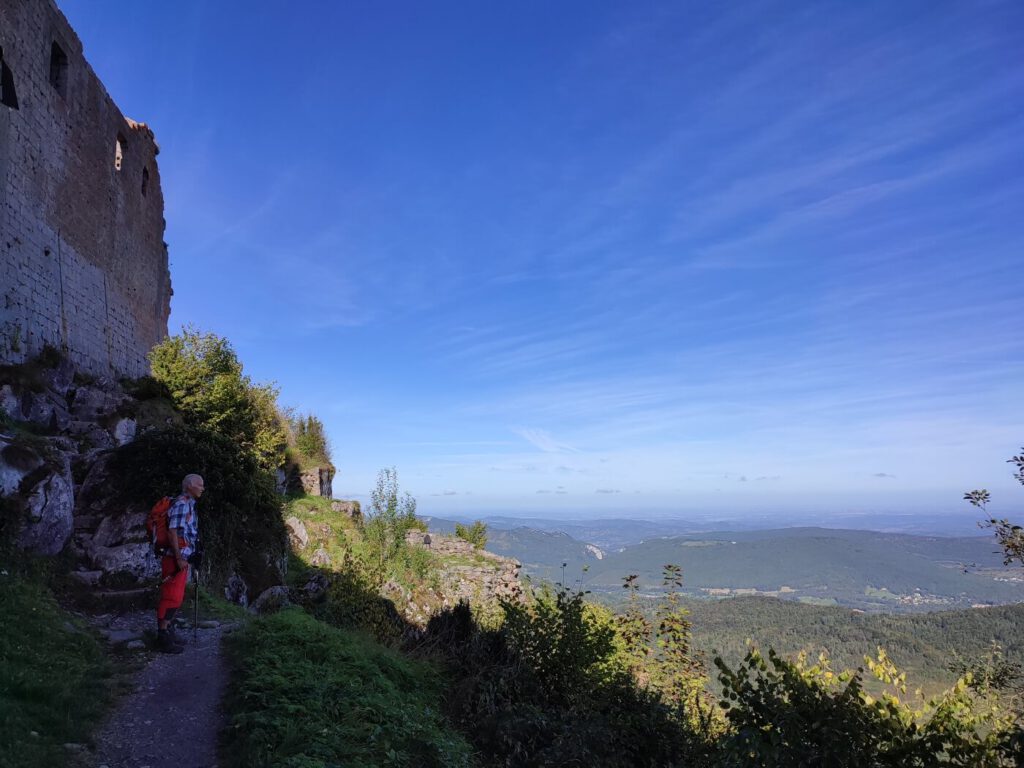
[0,0,171,377]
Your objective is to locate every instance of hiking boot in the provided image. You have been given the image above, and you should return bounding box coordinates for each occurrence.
[157,629,184,654]
[167,626,188,648]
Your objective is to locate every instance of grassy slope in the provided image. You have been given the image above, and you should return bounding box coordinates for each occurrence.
[0,575,110,768]
[222,609,472,768]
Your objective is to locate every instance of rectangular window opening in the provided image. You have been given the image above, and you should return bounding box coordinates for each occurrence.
[0,46,18,109]
[49,41,68,97]
[115,133,125,171]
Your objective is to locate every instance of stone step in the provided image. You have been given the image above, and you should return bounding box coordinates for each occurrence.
[75,586,155,612]
[68,570,103,587]
[73,514,101,532]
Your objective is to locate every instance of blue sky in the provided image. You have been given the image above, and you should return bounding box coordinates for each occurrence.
[62,0,1023,518]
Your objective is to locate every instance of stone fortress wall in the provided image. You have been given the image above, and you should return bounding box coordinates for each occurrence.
[0,0,171,377]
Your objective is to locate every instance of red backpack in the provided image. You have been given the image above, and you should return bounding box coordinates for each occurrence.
[145,496,175,555]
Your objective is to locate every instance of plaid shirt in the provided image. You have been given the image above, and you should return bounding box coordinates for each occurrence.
[167,494,199,557]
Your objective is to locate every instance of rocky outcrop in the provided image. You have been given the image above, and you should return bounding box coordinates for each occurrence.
[300,467,334,497]
[249,585,291,615]
[0,360,150,566]
[14,449,75,556]
[72,450,157,579]
[285,516,309,550]
[1,434,75,556]
[330,499,361,522]
[405,530,523,609]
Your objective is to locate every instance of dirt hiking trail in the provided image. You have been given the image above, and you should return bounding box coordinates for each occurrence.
[87,617,231,768]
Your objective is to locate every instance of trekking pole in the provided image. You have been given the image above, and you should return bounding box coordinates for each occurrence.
[193,568,199,645]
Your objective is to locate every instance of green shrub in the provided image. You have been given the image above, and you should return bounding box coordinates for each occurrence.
[285,412,332,468]
[222,608,472,768]
[0,575,109,767]
[455,521,487,549]
[149,327,287,470]
[417,589,714,767]
[106,426,287,597]
[715,647,1022,767]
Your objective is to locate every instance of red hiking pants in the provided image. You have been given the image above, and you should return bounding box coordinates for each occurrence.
[157,556,188,620]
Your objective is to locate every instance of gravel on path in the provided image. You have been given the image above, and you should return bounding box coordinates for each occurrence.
[87,621,232,768]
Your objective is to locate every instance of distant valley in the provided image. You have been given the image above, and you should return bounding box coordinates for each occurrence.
[427,517,1024,612]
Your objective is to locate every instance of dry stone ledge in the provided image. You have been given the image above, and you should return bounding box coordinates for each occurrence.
[330,499,361,521]
[285,516,309,550]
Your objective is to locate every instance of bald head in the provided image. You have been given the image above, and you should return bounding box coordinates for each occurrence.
[182,474,205,499]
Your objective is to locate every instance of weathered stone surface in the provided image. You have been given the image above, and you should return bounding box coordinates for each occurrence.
[224,573,249,607]
[104,628,143,644]
[284,516,309,550]
[70,386,128,423]
[22,390,70,432]
[330,499,361,521]
[16,454,75,556]
[405,531,524,608]
[0,436,44,495]
[39,358,75,397]
[249,586,291,615]
[300,467,335,497]
[0,385,22,420]
[85,543,155,579]
[310,547,332,567]
[69,570,103,587]
[112,417,136,446]
[303,572,329,598]
[0,0,170,378]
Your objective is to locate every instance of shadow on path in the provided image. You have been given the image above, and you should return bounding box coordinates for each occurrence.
[88,623,231,768]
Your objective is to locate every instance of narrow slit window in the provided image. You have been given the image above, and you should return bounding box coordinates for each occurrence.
[0,46,18,109]
[49,41,68,97]
[141,166,149,196]
[114,133,125,170]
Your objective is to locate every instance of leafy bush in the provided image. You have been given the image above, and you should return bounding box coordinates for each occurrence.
[715,647,1022,767]
[0,576,109,767]
[222,608,472,768]
[416,588,714,767]
[455,520,488,549]
[149,327,287,470]
[106,426,287,598]
[316,550,408,644]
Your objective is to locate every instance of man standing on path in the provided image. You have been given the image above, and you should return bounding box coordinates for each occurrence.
[156,473,203,653]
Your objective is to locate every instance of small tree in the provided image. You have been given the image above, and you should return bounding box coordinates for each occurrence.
[363,467,419,582]
[149,327,286,470]
[454,520,487,549]
[288,412,332,466]
[964,447,1024,567]
[615,574,652,677]
[652,565,708,711]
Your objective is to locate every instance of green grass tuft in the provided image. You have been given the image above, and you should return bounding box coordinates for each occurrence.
[0,575,110,766]
[222,608,473,768]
